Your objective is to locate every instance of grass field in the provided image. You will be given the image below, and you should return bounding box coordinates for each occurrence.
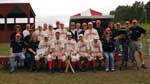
[0,67,150,84]
[0,24,150,84]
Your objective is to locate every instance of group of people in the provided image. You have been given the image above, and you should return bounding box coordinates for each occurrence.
[9,19,147,73]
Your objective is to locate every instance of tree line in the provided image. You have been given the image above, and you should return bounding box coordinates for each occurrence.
[110,1,150,23]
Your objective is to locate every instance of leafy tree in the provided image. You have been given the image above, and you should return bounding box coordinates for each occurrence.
[145,0,150,23]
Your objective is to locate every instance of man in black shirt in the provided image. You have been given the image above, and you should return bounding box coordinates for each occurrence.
[79,22,87,35]
[95,20,103,40]
[114,22,129,69]
[69,22,78,41]
[53,21,60,30]
[129,19,147,69]
[9,33,25,73]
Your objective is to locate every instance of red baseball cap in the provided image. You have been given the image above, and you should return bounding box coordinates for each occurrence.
[125,21,130,24]
[132,19,138,23]
[105,27,111,32]
[96,20,101,24]
[16,33,21,37]
[116,22,121,25]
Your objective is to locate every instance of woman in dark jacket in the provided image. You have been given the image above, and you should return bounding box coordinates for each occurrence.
[102,27,115,72]
[25,34,39,71]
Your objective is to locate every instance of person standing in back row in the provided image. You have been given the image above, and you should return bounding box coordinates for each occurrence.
[23,24,31,38]
[54,21,60,30]
[84,22,99,41]
[95,20,103,40]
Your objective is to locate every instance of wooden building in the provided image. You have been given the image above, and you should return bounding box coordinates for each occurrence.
[0,3,36,42]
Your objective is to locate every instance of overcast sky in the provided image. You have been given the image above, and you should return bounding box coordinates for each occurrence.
[0,0,149,26]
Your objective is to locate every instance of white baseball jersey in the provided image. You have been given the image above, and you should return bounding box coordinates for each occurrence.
[33,30,44,41]
[47,29,55,41]
[77,40,89,57]
[64,39,77,54]
[51,39,64,57]
[38,40,51,53]
[84,28,99,41]
[56,29,67,40]
[90,40,103,53]
[77,40,89,52]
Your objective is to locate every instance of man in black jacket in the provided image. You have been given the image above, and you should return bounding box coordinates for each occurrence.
[53,21,60,30]
[69,22,78,41]
[95,20,103,40]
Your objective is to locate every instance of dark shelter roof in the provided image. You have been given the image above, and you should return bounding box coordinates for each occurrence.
[0,3,35,18]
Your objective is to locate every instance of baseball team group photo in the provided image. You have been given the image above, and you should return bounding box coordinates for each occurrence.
[0,0,150,84]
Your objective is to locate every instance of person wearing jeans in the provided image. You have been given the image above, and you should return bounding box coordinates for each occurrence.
[102,27,115,72]
[25,34,39,71]
[9,33,25,73]
[114,22,129,69]
[103,52,114,71]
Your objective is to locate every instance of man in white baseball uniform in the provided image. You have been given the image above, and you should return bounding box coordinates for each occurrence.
[84,22,99,41]
[51,30,66,72]
[47,25,55,41]
[89,36,103,72]
[33,25,44,42]
[43,23,48,32]
[77,34,90,71]
[35,34,52,72]
[64,32,80,69]
[56,23,67,40]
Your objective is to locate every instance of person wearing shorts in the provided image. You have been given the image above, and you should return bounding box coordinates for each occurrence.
[128,19,147,69]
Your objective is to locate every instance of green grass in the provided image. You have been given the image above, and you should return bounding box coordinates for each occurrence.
[0,68,150,84]
[0,24,150,84]
[0,43,9,56]
[141,23,150,31]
